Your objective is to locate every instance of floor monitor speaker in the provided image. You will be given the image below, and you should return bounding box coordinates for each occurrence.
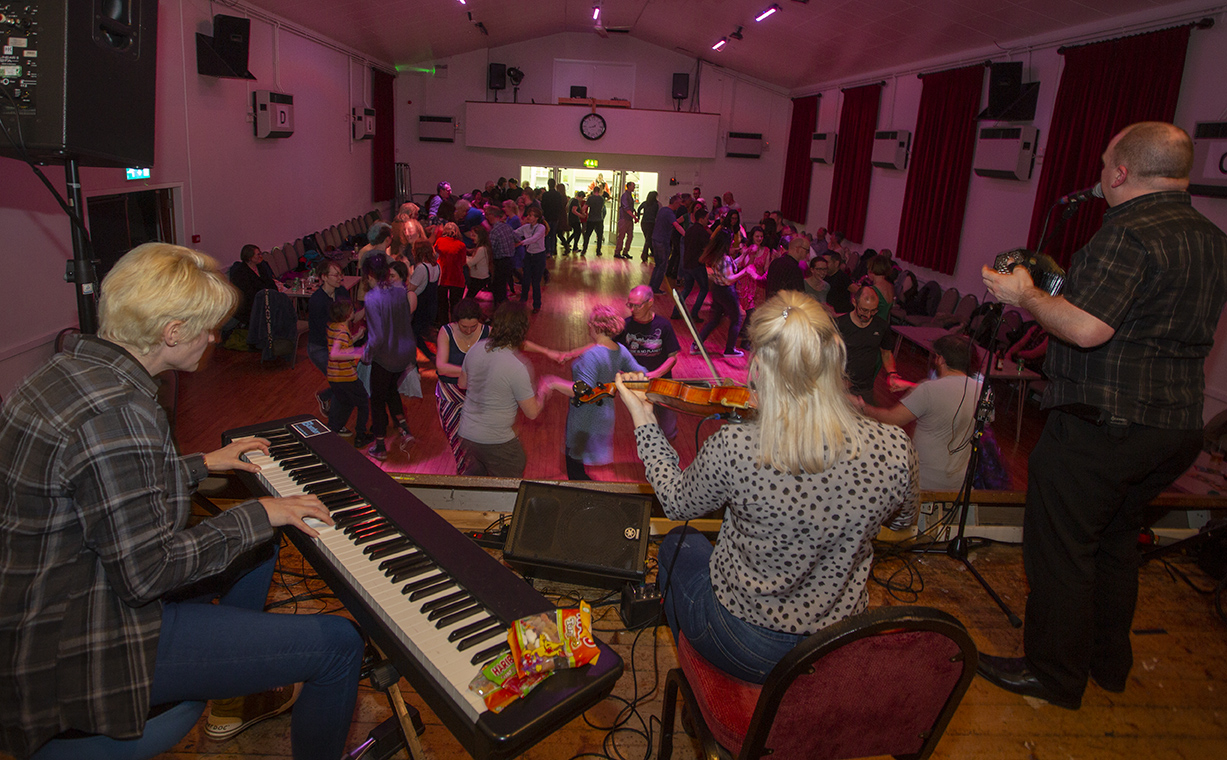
[502,482,652,590]
[0,0,158,167]
[488,63,507,90]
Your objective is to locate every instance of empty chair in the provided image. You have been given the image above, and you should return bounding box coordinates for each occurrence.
[658,605,977,760]
[906,286,958,327]
[265,246,287,279]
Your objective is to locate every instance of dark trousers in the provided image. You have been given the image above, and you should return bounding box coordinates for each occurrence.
[582,219,604,254]
[1022,410,1201,702]
[566,224,583,252]
[437,285,465,325]
[675,264,709,321]
[520,251,547,309]
[565,454,590,481]
[307,344,334,406]
[492,258,513,303]
[648,239,670,292]
[697,284,742,354]
[368,362,406,438]
[640,221,655,260]
[545,228,558,255]
[327,380,368,435]
[465,277,490,298]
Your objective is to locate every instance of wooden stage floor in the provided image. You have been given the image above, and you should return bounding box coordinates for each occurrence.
[159,251,1226,759]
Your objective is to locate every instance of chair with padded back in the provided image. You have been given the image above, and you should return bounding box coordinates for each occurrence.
[906,287,960,328]
[266,246,286,279]
[889,271,919,324]
[658,605,977,760]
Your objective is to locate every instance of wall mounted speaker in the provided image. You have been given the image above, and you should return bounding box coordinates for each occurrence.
[196,14,255,80]
[502,482,651,590]
[672,73,689,100]
[488,63,507,90]
[0,0,158,167]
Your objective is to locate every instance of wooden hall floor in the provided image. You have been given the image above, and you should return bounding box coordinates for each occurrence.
[156,250,1226,759]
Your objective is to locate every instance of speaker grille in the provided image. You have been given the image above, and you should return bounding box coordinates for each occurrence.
[503,482,651,589]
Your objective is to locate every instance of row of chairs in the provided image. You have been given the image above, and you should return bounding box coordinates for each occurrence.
[890,274,1025,350]
[264,210,382,280]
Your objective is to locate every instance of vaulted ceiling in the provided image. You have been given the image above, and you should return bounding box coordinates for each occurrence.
[244,0,1190,91]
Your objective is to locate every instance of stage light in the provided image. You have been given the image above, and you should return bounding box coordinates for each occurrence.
[756,4,781,21]
[712,38,727,51]
[592,1,601,22]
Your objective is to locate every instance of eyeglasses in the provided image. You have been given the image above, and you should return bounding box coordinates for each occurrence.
[627,300,649,308]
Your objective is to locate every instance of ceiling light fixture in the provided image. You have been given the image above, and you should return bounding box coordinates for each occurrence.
[712,37,727,51]
[756,4,781,21]
[592,1,602,23]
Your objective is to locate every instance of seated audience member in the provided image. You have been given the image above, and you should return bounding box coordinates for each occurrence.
[0,243,363,760]
[824,251,854,313]
[229,244,281,326]
[859,334,981,492]
[613,291,918,682]
[541,305,645,480]
[457,301,549,477]
[357,221,392,269]
[836,286,897,405]
[427,181,452,221]
[326,299,373,448]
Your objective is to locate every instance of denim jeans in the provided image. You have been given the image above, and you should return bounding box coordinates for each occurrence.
[657,528,802,683]
[307,345,334,407]
[648,239,671,292]
[697,284,742,354]
[151,545,365,760]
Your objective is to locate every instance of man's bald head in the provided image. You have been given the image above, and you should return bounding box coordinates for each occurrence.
[855,286,880,310]
[1109,122,1193,181]
[629,285,653,302]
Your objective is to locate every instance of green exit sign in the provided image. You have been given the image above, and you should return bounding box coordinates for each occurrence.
[583,159,598,168]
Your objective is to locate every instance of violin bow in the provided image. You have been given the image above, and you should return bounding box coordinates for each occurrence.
[671,287,721,381]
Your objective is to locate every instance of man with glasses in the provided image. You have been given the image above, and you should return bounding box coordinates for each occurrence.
[835,286,897,405]
[616,285,681,439]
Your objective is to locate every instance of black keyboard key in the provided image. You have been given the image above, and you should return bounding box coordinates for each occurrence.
[427,599,477,622]
[401,573,447,595]
[448,617,500,643]
[420,591,467,613]
[470,643,510,666]
[365,537,413,558]
[406,577,454,599]
[459,625,508,651]
[436,605,484,629]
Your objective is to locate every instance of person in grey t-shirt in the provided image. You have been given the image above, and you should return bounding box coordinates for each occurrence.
[457,301,547,477]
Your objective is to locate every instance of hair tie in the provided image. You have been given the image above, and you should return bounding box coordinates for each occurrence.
[781,306,792,319]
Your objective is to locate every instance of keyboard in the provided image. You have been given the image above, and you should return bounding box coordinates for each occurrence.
[222,416,624,759]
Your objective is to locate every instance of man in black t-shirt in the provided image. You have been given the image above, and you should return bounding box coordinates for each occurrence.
[765,237,807,302]
[835,286,896,404]
[672,205,711,321]
[824,251,854,313]
[617,285,681,439]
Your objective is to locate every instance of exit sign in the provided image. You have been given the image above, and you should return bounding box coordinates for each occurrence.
[125,167,151,181]
[583,159,598,168]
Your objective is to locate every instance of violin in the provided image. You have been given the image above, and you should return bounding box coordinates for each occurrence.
[571,378,756,420]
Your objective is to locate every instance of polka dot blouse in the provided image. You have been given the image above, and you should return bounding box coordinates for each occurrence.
[636,420,918,635]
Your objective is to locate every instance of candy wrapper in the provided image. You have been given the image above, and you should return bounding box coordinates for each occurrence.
[468,650,550,713]
[508,600,600,678]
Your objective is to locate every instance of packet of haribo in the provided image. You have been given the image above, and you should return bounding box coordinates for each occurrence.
[508,600,600,677]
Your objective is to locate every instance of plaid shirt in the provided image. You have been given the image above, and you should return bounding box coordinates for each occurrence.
[488,221,517,261]
[1043,191,1227,428]
[0,335,273,757]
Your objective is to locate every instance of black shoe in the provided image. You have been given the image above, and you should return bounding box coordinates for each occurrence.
[315,390,330,417]
[1090,669,1127,693]
[976,654,1082,710]
[353,432,374,448]
[367,441,388,461]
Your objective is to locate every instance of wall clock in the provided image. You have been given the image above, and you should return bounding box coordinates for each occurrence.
[580,112,607,141]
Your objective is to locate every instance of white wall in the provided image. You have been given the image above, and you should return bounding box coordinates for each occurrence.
[0,0,384,396]
[804,5,1227,416]
[395,33,792,213]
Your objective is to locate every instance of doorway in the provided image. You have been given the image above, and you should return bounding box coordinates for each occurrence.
[520,166,659,241]
[86,187,176,279]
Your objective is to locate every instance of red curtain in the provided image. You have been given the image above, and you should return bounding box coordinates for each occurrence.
[780,95,819,224]
[371,67,396,203]
[1026,25,1191,268]
[895,65,984,275]
[827,84,882,244]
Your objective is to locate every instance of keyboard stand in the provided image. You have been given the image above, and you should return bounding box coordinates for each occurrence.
[348,643,428,760]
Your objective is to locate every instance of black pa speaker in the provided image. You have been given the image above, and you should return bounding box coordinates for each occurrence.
[502,482,652,590]
[196,15,255,80]
[981,62,1039,121]
[0,0,158,168]
[570,85,588,98]
[488,63,507,91]
[672,73,689,100]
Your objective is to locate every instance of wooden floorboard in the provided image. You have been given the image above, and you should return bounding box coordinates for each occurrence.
[158,248,1226,759]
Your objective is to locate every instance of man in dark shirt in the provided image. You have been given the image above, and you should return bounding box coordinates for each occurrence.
[486,205,517,304]
[541,179,565,256]
[672,205,711,321]
[765,236,808,302]
[583,189,607,256]
[650,195,684,294]
[979,122,1227,710]
[617,285,681,439]
[824,251,854,313]
[835,286,897,404]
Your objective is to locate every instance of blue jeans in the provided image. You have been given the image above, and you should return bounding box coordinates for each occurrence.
[152,545,365,760]
[697,284,742,354]
[648,239,670,292]
[307,345,334,406]
[520,251,547,308]
[657,528,802,683]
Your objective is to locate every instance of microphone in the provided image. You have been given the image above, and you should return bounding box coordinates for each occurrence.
[1058,183,1104,205]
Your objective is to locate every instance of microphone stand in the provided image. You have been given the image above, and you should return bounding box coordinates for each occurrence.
[917,302,1023,627]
